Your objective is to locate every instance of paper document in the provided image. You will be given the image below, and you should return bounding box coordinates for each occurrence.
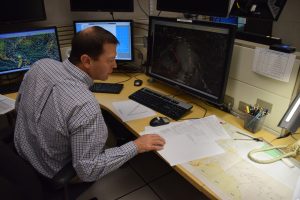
[112,100,156,122]
[252,47,296,82]
[0,94,15,114]
[182,122,300,200]
[141,115,228,166]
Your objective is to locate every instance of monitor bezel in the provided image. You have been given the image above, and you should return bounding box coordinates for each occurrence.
[156,0,230,17]
[70,0,134,12]
[146,16,236,106]
[0,26,62,76]
[0,0,46,24]
[73,20,134,62]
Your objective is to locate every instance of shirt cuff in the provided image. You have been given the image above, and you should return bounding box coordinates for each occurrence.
[120,141,138,158]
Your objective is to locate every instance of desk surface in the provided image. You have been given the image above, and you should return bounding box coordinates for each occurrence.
[6,73,300,199]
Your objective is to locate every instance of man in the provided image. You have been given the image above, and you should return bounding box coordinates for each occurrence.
[14,26,165,182]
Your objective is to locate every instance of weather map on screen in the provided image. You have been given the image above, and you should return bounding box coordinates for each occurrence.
[0,27,61,75]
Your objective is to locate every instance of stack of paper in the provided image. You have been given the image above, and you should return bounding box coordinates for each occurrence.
[141,115,230,166]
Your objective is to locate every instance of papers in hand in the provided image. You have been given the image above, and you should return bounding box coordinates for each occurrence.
[141,115,229,166]
[112,100,156,122]
[0,94,15,114]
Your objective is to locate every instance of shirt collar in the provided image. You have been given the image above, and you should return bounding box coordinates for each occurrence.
[63,59,93,87]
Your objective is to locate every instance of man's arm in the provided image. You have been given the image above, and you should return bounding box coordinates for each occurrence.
[70,112,165,182]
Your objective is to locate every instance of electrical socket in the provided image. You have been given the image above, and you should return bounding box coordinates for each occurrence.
[238,101,250,112]
[256,98,273,113]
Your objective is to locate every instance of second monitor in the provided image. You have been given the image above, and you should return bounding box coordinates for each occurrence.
[147,17,236,107]
[74,20,133,62]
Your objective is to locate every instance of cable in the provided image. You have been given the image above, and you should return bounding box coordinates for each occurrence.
[137,0,149,17]
[134,26,148,31]
[133,21,148,26]
[178,117,200,121]
[134,47,144,66]
[114,74,133,84]
[157,11,162,16]
[189,101,207,118]
[248,141,300,164]
[110,12,115,20]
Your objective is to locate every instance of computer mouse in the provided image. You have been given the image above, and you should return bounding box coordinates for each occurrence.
[134,79,143,86]
[149,117,170,127]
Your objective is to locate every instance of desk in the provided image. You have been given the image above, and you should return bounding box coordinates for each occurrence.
[5,73,300,199]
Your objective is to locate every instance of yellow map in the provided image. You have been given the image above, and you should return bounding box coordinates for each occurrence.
[181,123,300,200]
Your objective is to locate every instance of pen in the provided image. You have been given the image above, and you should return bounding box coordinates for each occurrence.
[234,138,263,142]
[235,131,263,142]
[246,105,250,113]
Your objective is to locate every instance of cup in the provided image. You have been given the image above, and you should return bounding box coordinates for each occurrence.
[243,113,266,133]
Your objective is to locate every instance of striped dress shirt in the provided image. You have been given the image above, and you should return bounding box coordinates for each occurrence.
[14,58,137,182]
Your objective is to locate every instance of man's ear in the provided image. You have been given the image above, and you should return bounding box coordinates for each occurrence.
[80,54,92,69]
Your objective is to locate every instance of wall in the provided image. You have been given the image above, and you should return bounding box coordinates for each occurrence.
[227,40,300,134]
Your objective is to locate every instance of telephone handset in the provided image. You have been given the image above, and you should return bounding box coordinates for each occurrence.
[248,140,300,164]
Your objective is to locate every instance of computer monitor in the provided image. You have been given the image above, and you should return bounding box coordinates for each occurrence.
[0,27,61,76]
[0,0,46,24]
[73,20,133,62]
[70,0,134,12]
[147,17,236,106]
[156,0,231,17]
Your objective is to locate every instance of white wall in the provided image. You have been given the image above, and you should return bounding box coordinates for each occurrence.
[227,41,300,134]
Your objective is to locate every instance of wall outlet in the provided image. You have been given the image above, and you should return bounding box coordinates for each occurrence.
[238,101,250,112]
[256,98,273,113]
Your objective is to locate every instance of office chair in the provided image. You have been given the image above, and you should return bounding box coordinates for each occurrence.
[0,141,77,200]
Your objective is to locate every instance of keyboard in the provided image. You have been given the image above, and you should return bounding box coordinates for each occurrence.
[90,83,124,94]
[0,82,22,94]
[129,87,193,120]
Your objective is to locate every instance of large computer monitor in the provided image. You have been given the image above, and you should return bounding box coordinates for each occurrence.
[0,0,46,24]
[0,27,61,76]
[74,20,133,62]
[147,17,236,106]
[156,0,231,17]
[70,0,134,12]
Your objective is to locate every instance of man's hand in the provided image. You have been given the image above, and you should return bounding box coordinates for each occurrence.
[134,134,165,153]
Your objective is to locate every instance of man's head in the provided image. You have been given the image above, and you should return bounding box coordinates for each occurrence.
[69,26,119,80]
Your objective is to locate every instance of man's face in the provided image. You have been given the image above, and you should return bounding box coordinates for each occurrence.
[88,43,117,80]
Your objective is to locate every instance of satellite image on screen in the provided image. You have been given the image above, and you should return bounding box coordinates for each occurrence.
[151,25,229,97]
[0,31,60,74]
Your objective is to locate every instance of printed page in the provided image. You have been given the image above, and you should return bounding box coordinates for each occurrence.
[112,100,156,122]
[252,47,296,82]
